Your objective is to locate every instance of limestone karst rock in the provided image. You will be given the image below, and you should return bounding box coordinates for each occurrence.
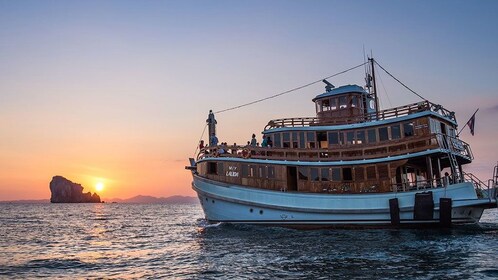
[49,176,101,203]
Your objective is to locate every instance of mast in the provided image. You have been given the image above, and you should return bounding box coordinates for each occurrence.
[206,110,217,144]
[369,57,380,115]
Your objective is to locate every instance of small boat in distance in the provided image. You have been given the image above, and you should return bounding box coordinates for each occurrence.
[186,58,498,228]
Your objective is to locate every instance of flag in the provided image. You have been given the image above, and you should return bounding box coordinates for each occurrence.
[466,111,477,136]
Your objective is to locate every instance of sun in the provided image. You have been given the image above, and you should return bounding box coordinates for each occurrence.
[95,182,104,192]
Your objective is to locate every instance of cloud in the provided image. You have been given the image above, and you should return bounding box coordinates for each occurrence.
[485,104,498,114]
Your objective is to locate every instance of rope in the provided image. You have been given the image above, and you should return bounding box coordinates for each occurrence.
[193,123,208,158]
[374,60,427,101]
[214,61,369,114]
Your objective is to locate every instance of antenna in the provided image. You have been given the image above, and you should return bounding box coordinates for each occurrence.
[322,79,335,92]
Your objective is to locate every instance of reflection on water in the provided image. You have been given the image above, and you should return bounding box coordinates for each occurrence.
[1,203,497,279]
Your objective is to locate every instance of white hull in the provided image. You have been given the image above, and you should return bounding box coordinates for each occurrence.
[192,174,496,227]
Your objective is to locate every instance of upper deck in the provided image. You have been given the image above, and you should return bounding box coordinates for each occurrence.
[264,100,456,131]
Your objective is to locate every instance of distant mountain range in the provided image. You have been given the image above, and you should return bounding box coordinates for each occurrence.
[0,195,198,204]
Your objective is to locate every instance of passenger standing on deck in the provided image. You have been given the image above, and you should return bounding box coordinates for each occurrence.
[250,134,257,146]
[210,133,219,146]
[261,135,268,147]
[267,136,273,148]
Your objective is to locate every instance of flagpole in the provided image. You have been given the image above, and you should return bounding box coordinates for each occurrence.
[457,108,479,136]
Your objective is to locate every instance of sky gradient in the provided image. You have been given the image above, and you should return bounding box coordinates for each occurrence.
[1,0,498,200]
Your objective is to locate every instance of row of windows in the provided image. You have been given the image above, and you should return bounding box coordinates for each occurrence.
[316,94,366,112]
[207,162,275,179]
[298,165,390,182]
[269,122,415,149]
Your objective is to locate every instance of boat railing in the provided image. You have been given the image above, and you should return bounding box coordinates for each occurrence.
[391,177,450,193]
[265,100,456,129]
[197,133,471,162]
[436,134,473,160]
[463,172,498,200]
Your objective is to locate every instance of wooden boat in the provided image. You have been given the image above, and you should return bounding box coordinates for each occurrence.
[186,58,498,228]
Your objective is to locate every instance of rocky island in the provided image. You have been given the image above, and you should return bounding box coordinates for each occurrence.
[50,176,101,203]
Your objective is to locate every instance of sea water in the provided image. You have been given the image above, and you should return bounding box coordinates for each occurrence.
[1,203,498,279]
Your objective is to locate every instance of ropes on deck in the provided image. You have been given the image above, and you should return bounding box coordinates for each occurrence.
[214,61,369,114]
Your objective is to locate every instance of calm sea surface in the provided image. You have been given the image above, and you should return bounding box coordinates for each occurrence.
[1,203,498,279]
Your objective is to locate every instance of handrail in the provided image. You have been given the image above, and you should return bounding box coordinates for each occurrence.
[197,133,471,162]
[265,100,456,130]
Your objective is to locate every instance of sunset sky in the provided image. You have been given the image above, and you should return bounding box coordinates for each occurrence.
[1,1,497,200]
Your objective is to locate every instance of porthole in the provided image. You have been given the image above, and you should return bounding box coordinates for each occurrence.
[259,210,264,215]
[212,200,215,204]
[250,208,253,213]
[205,198,208,201]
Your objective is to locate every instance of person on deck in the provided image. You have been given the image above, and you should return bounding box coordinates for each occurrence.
[210,133,219,146]
[261,135,268,147]
[250,134,257,146]
[267,136,273,148]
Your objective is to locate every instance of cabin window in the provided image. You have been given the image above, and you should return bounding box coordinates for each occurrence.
[351,96,359,108]
[310,168,319,181]
[367,129,377,143]
[366,166,376,180]
[298,167,309,180]
[356,130,365,144]
[355,167,365,181]
[259,166,266,178]
[430,119,441,134]
[317,132,328,148]
[207,162,218,175]
[249,165,256,177]
[274,133,282,148]
[306,132,316,149]
[241,164,248,177]
[322,99,331,111]
[346,131,354,145]
[321,168,330,181]
[283,133,290,148]
[339,96,348,109]
[330,98,338,110]
[292,132,299,148]
[342,167,353,181]
[299,132,305,148]
[331,168,341,181]
[267,166,275,179]
[378,164,389,179]
[391,125,401,140]
[379,127,389,141]
[403,122,414,137]
[328,132,339,145]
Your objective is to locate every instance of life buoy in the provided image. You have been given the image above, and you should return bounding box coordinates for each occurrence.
[242,148,251,159]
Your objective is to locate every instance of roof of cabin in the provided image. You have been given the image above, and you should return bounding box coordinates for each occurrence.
[312,84,368,102]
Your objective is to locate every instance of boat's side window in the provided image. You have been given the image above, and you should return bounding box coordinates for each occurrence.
[298,167,309,180]
[391,125,401,140]
[274,133,282,148]
[321,168,330,181]
[328,131,339,145]
[330,98,338,110]
[345,131,355,145]
[355,167,365,181]
[218,163,224,176]
[292,132,299,148]
[379,127,389,142]
[342,167,353,181]
[350,95,359,108]
[331,168,341,181]
[249,165,256,177]
[317,132,327,148]
[403,122,414,137]
[306,132,316,149]
[241,164,248,177]
[283,133,290,148]
[366,166,376,180]
[356,130,365,144]
[258,166,266,178]
[339,96,348,109]
[321,99,331,111]
[367,129,377,144]
[267,166,275,179]
[310,168,319,181]
[298,132,306,148]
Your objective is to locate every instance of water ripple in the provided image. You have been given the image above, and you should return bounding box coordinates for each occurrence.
[1,204,498,279]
